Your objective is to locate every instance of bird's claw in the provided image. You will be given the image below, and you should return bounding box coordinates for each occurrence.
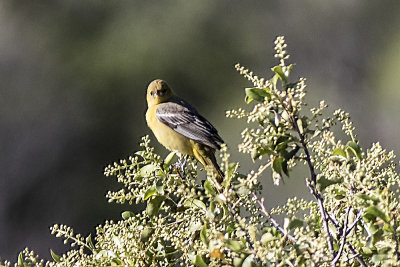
[172,155,189,175]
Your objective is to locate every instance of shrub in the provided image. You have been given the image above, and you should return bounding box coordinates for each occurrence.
[4,36,400,267]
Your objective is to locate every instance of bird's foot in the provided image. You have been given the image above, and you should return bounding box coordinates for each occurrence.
[173,155,189,176]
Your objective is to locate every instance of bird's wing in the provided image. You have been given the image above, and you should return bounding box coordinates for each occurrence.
[156,98,223,150]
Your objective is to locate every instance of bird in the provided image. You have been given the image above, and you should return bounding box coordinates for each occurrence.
[145,79,224,183]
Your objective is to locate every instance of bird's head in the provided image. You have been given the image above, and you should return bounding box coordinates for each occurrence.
[146,79,173,107]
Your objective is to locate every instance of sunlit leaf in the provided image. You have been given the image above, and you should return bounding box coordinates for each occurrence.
[140,227,155,242]
[317,176,343,192]
[204,180,216,197]
[242,254,256,267]
[251,147,273,161]
[139,164,158,176]
[163,151,176,169]
[356,193,379,205]
[364,205,389,223]
[271,66,287,83]
[346,141,362,161]
[261,233,275,245]
[146,196,165,217]
[225,239,244,252]
[194,255,208,267]
[200,225,209,246]
[50,250,61,263]
[144,187,158,200]
[156,179,164,195]
[184,199,207,211]
[121,211,135,220]
[245,87,271,103]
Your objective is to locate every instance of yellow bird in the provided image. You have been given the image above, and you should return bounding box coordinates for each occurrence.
[146,79,224,183]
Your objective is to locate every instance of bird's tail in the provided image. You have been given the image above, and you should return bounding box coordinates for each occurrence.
[193,145,224,184]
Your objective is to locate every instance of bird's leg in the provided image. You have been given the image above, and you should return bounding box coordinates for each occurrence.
[178,154,189,174]
[173,154,189,176]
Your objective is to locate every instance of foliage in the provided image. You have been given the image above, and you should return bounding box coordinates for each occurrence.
[3,36,400,266]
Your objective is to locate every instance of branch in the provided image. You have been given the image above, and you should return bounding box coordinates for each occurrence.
[306,178,335,255]
[345,209,362,236]
[331,207,350,266]
[348,244,367,267]
[252,192,297,243]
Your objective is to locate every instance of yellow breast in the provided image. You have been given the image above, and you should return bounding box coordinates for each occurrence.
[146,105,194,156]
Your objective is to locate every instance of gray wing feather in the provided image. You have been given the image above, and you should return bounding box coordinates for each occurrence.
[156,98,223,150]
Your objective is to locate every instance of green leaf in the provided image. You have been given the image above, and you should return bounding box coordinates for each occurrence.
[184,199,207,211]
[316,176,343,192]
[283,145,300,161]
[225,239,244,252]
[233,256,245,267]
[111,258,123,265]
[140,164,158,176]
[346,141,362,161]
[146,196,165,217]
[156,179,164,195]
[144,187,158,200]
[364,205,389,223]
[140,226,155,242]
[361,246,373,256]
[121,211,135,220]
[86,234,95,250]
[331,148,348,162]
[245,87,271,103]
[261,233,275,245]
[242,254,257,267]
[18,252,26,267]
[332,148,346,158]
[371,253,388,264]
[226,222,235,234]
[288,218,304,230]
[251,147,273,161]
[271,66,287,83]
[204,180,216,196]
[163,151,176,169]
[271,74,279,89]
[194,255,208,267]
[200,225,209,246]
[272,157,284,175]
[237,185,250,196]
[50,249,61,263]
[356,193,379,205]
[275,141,289,152]
[227,162,238,179]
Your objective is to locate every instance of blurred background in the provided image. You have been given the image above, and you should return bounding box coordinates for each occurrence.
[1,0,400,261]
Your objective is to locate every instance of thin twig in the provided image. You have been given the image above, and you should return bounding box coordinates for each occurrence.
[252,192,297,243]
[331,207,351,266]
[348,243,368,267]
[328,209,367,267]
[361,218,372,239]
[306,178,335,256]
[345,209,363,236]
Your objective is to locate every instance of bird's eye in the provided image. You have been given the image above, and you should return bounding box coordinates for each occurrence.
[158,89,167,95]
[150,91,156,96]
